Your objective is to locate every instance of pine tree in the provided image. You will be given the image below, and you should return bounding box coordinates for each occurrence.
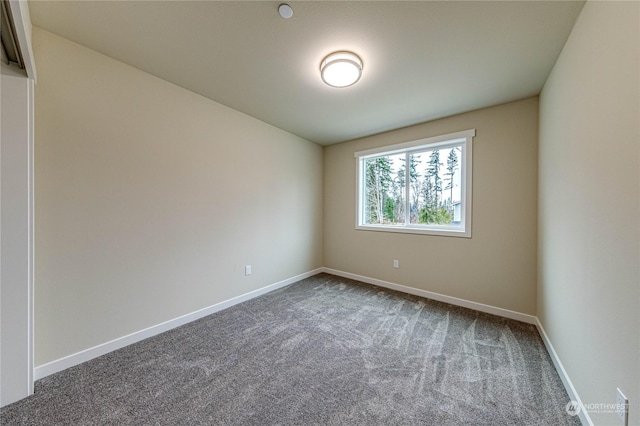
[365,157,393,223]
[420,177,435,214]
[384,198,395,222]
[392,159,406,223]
[427,150,443,208]
[418,205,452,224]
[408,154,421,222]
[444,148,459,210]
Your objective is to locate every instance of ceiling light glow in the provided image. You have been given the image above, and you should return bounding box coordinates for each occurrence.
[320,51,363,88]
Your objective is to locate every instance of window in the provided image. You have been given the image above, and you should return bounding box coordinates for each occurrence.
[355,129,474,237]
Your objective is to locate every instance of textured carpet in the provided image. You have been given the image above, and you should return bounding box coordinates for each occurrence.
[1,273,580,425]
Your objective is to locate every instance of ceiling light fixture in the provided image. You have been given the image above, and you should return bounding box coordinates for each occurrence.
[320,51,363,88]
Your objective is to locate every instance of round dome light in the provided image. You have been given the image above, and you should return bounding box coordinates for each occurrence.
[320,51,363,88]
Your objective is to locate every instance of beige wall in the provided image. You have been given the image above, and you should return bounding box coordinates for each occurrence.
[33,28,323,366]
[538,2,640,424]
[324,97,538,315]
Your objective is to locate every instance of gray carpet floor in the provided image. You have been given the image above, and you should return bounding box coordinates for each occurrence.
[1,273,580,425]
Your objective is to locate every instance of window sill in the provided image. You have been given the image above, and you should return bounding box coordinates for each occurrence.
[355,224,471,238]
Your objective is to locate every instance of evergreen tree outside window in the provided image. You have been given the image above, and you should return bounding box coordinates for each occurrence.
[355,129,474,237]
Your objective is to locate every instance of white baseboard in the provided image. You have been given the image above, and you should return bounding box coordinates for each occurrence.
[320,267,538,324]
[535,318,593,426]
[34,268,323,380]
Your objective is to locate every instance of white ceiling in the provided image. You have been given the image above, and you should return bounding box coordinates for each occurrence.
[28,1,584,145]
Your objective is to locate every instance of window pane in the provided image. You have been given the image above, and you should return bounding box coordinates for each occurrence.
[409,146,461,225]
[355,129,473,237]
[363,153,405,225]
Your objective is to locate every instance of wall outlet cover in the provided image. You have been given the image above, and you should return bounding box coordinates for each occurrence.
[616,388,628,425]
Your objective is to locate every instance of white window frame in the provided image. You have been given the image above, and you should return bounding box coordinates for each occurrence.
[355,129,474,238]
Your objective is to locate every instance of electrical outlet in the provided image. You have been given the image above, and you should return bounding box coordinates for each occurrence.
[616,388,628,425]
[393,259,399,268]
[245,265,252,276]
